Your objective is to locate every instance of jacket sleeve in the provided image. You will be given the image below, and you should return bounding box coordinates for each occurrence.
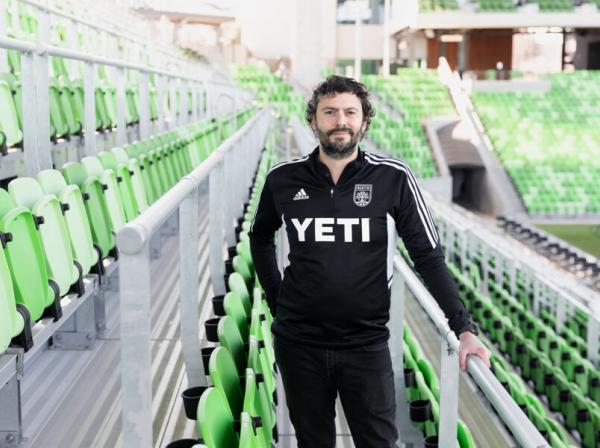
[392,168,477,337]
[248,174,282,315]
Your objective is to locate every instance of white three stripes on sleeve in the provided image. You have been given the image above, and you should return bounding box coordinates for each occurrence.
[364,154,439,249]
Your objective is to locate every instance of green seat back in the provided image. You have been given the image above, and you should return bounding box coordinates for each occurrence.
[0,236,25,352]
[98,151,139,221]
[62,162,115,258]
[217,316,246,375]
[197,387,239,448]
[0,189,55,320]
[233,255,252,286]
[113,146,150,212]
[9,178,78,296]
[457,419,475,448]
[37,169,98,275]
[242,368,273,446]
[82,156,126,230]
[228,272,251,317]
[208,347,243,417]
[0,79,23,147]
[224,291,249,342]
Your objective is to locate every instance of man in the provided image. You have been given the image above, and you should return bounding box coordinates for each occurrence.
[249,75,490,448]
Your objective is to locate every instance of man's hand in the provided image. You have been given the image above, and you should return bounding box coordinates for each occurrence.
[458,331,491,371]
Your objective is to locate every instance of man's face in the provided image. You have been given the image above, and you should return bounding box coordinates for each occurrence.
[312,92,366,160]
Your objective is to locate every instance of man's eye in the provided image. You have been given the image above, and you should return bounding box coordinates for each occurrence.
[325,110,334,115]
[347,110,356,115]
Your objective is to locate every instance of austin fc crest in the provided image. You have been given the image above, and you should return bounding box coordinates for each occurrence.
[353,184,372,207]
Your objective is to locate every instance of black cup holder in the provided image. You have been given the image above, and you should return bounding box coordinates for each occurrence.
[165,438,204,448]
[404,368,416,388]
[181,387,210,420]
[204,318,221,342]
[212,295,226,316]
[529,358,540,369]
[227,246,237,259]
[544,373,555,386]
[559,390,571,403]
[409,399,431,423]
[202,346,217,373]
[224,260,234,274]
[424,435,438,448]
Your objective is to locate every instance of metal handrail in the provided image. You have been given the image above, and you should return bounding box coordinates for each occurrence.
[394,255,549,447]
[117,106,272,448]
[17,0,194,69]
[0,35,204,84]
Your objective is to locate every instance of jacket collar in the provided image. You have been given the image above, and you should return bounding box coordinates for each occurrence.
[309,146,365,179]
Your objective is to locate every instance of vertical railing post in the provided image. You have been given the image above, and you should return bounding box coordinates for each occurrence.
[0,1,8,73]
[587,315,599,367]
[83,61,97,156]
[179,79,188,126]
[139,71,151,140]
[116,67,127,146]
[179,188,207,386]
[191,82,198,123]
[119,242,153,448]
[169,77,177,129]
[438,339,459,447]
[156,74,166,133]
[223,150,236,247]
[209,161,226,295]
[389,269,422,444]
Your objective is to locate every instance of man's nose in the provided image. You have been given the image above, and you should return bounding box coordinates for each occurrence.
[335,112,349,127]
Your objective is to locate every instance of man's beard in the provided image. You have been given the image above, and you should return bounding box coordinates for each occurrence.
[315,126,363,160]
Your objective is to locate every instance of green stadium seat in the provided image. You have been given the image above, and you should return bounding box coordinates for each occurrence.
[208,347,243,418]
[98,151,139,221]
[242,368,275,446]
[217,315,246,376]
[0,76,23,148]
[247,335,276,411]
[228,272,252,317]
[0,231,31,351]
[61,161,116,260]
[223,291,250,342]
[0,188,61,322]
[81,156,127,231]
[111,147,149,211]
[196,387,239,448]
[8,178,82,297]
[238,411,264,448]
[37,169,100,277]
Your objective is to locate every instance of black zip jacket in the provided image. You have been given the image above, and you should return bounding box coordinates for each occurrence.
[249,147,476,348]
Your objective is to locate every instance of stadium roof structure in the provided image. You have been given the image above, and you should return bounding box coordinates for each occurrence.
[413,10,600,29]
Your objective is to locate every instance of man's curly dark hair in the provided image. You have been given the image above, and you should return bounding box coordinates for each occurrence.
[305,75,375,133]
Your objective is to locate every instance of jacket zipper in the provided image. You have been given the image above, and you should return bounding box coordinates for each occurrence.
[330,188,334,199]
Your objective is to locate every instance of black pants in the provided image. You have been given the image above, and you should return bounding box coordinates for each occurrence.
[274,337,398,448]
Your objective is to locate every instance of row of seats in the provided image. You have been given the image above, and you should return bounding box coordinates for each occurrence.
[166,145,280,448]
[399,239,584,446]
[1,2,198,150]
[419,0,597,12]
[472,71,600,216]
[439,242,600,446]
[497,217,600,289]
[0,107,256,356]
[363,70,455,179]
[233,65,305,124]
